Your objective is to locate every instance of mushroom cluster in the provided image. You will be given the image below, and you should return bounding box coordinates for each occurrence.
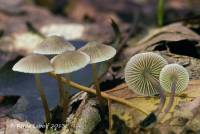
[12,33,190,130]
[125,52,167,115]
[124,52,190,126]
[12,35,116,125]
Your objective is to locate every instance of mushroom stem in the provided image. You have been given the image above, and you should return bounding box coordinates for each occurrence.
[62,74,71,123]
[148,76,166,115]
[57,74,70,123]
[164,81,176,113]
[92,63,104,108]
[158,81,176,122]
[139,76,166,127]
[49,73,148,115]
[34,74,51,123]
[57,74,65,107]
[155,84,166,114]
[108,99,112,134]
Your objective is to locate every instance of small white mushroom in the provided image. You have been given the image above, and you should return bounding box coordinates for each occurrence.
[159,64,189,114]
[51,51,90,122]
[79,41,116,107]
[51,51,90,74]
[34,35,75,55]
[12,54,53,123]
[125,52,167,96]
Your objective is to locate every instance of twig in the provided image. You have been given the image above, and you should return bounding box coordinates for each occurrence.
[48,72,148,115]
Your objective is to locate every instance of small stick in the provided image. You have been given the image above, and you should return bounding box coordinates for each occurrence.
[48,73,148,115]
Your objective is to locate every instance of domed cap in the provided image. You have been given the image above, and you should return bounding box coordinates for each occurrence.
[34,35,75,55]
[51,51,90,74]
[12,54,53,73]
[159,64,189,93]
[125,52,168,96]
[79,41,116,64]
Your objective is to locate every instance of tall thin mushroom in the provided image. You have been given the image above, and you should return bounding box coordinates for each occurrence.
[12,54,53,123]
[124,52,167,127]
[33,35,75,110]
[51,51,90,122]
[159,64,189,119]
[79,41,116,107]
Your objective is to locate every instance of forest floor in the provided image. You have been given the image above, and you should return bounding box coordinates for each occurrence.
[0,0,200,134]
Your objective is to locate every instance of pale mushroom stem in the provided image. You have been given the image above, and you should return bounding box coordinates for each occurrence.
[149,76,166,115]
[34,74,51,123]
[140,76,166,128]
[158,81,176,122]
[62,74,71,123]
[57,74,65,106]
[57,74,69,123]
[92,63,104,108]
[164,81,176,113]
[155,83,166,114]
[108,99,112,134]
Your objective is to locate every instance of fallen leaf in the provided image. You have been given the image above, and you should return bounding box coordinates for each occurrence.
[107,80,200,129]
[136,22,200,46]
[138,32,199,49]
[125,22,200,58]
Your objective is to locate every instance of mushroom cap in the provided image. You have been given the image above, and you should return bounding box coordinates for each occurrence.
[79,41,116,64]
[34,35,75,55]
[51,51,90,74]
[125,52,168,96]
[159,64,189,93]
[12,54,53,74]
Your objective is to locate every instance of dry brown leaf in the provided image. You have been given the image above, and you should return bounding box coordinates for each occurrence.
[125,23,200,58]
[136,22,200,46]
[107,80,200,129]
[139,32,199,49]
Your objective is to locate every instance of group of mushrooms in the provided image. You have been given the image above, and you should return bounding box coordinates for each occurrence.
[12,35,116,125]
[12,35,189,129]
[125,52,189,124]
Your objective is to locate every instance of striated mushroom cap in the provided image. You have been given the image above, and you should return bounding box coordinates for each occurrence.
[51,51,90,74]
[34,35,75,55]
[79,41,116,64]
[125,52,168,96]
[12,54,53,74]
[159,64,189,93]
